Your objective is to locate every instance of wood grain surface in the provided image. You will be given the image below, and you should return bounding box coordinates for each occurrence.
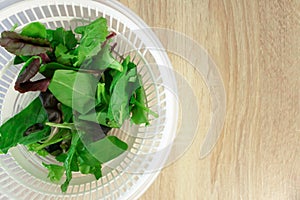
[119,0,300,199]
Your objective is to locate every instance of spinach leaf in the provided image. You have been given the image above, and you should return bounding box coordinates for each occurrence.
[108,67,139,127]
[10,24,18,32]
[107,74,129,126]
[109,56,130,93]
[46,27,78,66]
[77,82,111,126]
[55,153,67,162]
[70,153,79,172]
[19,126,51,145]
[73,17,109,67]
[88,44,123,71]
[96,82,110,106]
[21,22,47,39]
[42,163,65,182]
[78,107,119,128]
[0,31,52,56]
[27,143,49,157]
[130,88,149,125]
[52,132,103,188]
[0,97,48,153]
[130,75,158,125]
[75,120,109,142]
[87,136,128,163]
[39,62,78,78]
[61,104,73,123]
[76,140,101,165]
[78,58,146,128]
[76,139,102,179]
[48,70,98,114]
[92,165,102,179]
[78,163,102,179]
[54,44,77,66]
[46,27,77,50]
[61,132,80,192]
[55,153,79,171]
[13,55,31,65]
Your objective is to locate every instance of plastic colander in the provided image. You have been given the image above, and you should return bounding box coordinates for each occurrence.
[0,0,179,199]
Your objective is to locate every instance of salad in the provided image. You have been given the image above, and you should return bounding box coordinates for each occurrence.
[0,17,156,192]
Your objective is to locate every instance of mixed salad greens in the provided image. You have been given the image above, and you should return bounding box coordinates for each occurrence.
[0,17,155,192]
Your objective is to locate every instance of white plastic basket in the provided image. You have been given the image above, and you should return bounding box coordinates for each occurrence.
[0,0,179,199]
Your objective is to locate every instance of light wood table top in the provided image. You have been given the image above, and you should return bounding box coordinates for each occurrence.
[119,0,299,199]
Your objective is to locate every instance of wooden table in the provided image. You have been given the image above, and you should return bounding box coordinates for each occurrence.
[119,0,300,199]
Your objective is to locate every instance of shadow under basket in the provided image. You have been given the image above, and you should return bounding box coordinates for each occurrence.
[0,0,179,199]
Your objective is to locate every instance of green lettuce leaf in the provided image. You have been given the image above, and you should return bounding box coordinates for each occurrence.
[88,44,123,71]
[76,139,102,179]
[54,44,77,66]
[61,132,79,192]
[87,136,128,163]
[47,27,77,50]
[108,66,139,127]
[43,163,65,182]
[21,22,47,39]
[18,126,51,145]
[73,17,109,67]
[39,62,78,78]
[0,97,49,153]
[48,70,98,114]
